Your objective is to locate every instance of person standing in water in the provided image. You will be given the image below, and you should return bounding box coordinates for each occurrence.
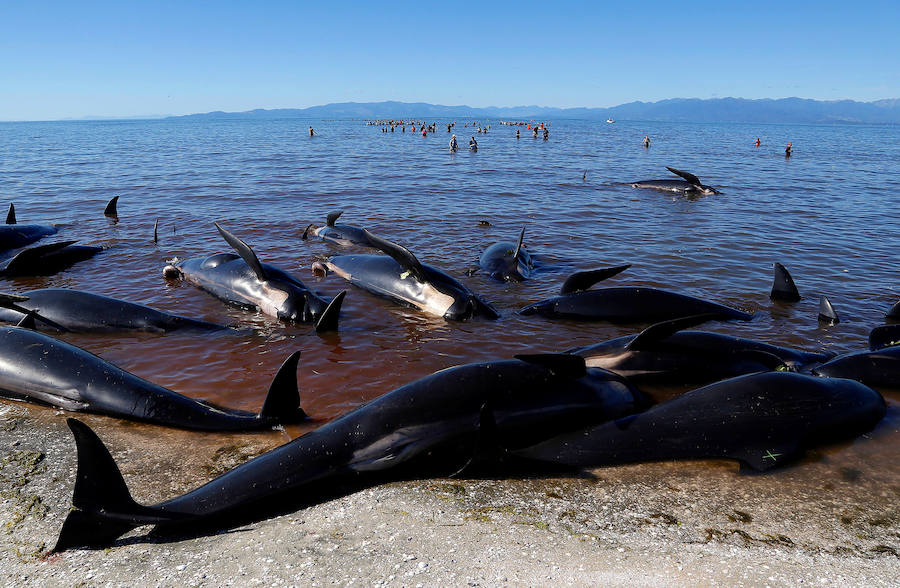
[309,126,315,137]
[755,137,761,147]
[543,127,549,140]
[450,135,458,152]
[516,129,520,139]
[785,142,793,157]
[469,136,478,151]
[642,135,651,148]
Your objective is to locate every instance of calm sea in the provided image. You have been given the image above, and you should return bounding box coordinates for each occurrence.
[0,117,897,459]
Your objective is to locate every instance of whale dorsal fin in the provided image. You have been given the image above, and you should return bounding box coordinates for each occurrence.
[818,296,839,325]
[666,167,702,186]
[6,203,15,225]
[326,210,343,227]
[363,229,427,282]
[626,313,725,351]
[259,350,306,423]
[214,223,268,281]
[104,196,119,217]
[560,264,631,295]
[514,353,587,378]
[513,226,525,260]
[314,290,346,333]
[770,262,801,302]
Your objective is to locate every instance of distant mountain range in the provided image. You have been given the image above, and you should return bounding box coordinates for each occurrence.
[172,98,900,125]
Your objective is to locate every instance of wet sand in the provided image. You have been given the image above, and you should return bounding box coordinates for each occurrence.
[2,400,897,586]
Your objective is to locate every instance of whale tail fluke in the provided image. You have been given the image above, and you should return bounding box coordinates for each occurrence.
[314,290,346,333]
[259,351,307,423]
[53,419,169,552]
[770,262,801,302]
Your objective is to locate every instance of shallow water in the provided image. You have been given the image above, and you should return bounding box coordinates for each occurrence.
[0,116,897,456]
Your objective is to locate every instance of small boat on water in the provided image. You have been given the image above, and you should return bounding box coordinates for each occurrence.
[606,118,615,123]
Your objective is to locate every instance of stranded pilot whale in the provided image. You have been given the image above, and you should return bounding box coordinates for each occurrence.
[53,354,642,551]
[631,167,720,196]
[0,204,58,253]
[515,372,886,472]
[479,226,534,282]
[302,210,372,247]
[164,223,345,332]
[0,325,306,430]
[313,229,499,321]
[812,345,900,390]
[567,314,834,387]
[0,289,227,333]
[520,265,753,323]
[0,241,104,277]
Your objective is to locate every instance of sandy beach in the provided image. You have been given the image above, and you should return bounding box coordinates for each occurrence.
[2,401,896,587]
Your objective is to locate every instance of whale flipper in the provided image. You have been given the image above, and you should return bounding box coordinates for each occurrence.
[215,223,268,281]
[104,196,119,218]
[301,223,315,240]
[326,210,344,227]
[733,440,802,472]
[666,167,702,187]
[514,354,587,378]
[313,290,346,333]
[559,265,631,295]
[818,296,839,325]
[259,351,306,422]
[362,229,427,282]
[6,203,15,225]
[770,262,801,302]
[513,226,525,260]
[53,419,170,552]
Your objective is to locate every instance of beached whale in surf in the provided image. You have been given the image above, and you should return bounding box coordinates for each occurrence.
[0,289,227,333]
[0,203,59,253]
[869,324,900,351]
[302,210,371,247]
[631,167,720,196]
[0,325,306,430]
[0,241,104,277]
[811,346,900,390]
[313,229,499,321]
[520,265,753,323]
[53,354,642,551]
[479,226,534,282]
[567,314,834,388]
[514,371,885,472]
[164,223,345,331]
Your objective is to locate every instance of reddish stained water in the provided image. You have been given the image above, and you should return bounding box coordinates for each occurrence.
[0,117,897,471]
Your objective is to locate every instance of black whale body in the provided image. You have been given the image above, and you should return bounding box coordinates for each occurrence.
[0,288,227,333]
[317,229,498,321]
[165,224,345,331]
[54,355,642,551]
[631,167,720,196]
[812,346,900,390]
[515,372,886,472]
[302,210,371,247]
[479,226,534,282]
[568,314,834,387]
[0,326,305,430]
[0,224,58,254]
[0,241,103,277]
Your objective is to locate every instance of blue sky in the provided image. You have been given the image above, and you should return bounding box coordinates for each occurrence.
[1,1,897,120]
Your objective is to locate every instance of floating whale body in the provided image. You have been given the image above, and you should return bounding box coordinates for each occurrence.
[0,325,306,430]
[631,167,720,196]
[164,223,345,331]
[0,203,59,253]
[53,354,642,551]
[313,229,499,321]
[0,241,103,277]
[514,372,885,472]
[567,314,834,387]
[479,226,534,282]
[302,210,371,247]
[520,265,753,323]
[0,288,227,333]
[869,324,900,351]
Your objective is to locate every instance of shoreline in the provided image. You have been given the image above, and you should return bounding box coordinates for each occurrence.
[2,403,897,586]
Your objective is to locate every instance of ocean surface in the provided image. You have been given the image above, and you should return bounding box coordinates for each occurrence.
[0,117,897,464]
